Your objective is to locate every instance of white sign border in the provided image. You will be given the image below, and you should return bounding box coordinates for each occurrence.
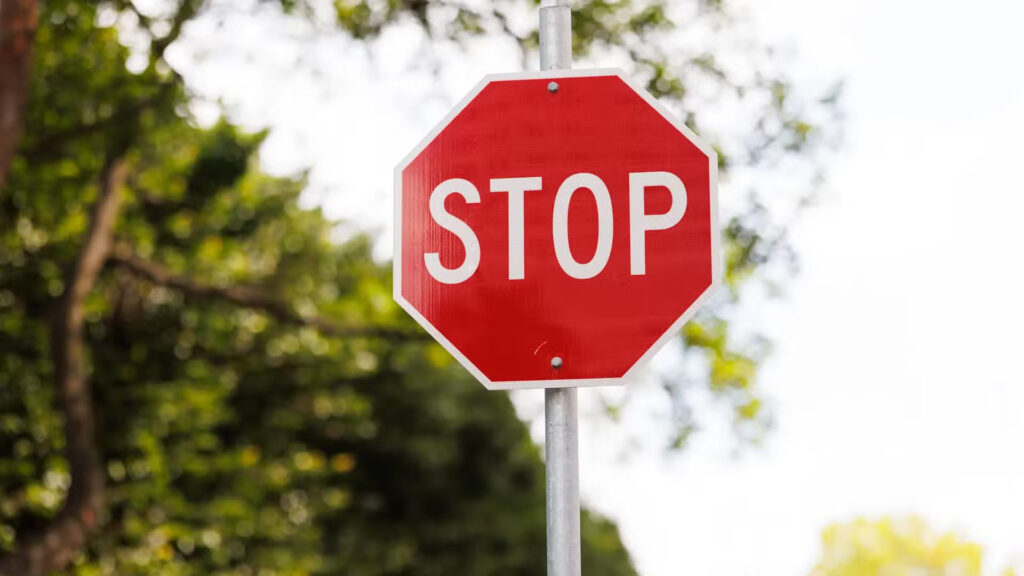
[393,68,721,391]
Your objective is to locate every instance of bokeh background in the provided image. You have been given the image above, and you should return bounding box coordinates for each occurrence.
[1,0,1021,575]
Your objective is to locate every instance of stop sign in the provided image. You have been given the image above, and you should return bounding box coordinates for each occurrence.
[394,69,720,390]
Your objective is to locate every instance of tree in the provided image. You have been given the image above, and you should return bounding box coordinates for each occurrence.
[810,516,1019,576]
[0,0,838,574]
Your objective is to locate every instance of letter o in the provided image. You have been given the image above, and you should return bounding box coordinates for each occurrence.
[552,173,613,279]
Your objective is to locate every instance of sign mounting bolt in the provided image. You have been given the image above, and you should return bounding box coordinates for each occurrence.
[548,81,559,93]
[551,356,563,369]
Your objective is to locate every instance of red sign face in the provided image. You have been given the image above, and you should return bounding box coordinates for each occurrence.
[394,69,719,390]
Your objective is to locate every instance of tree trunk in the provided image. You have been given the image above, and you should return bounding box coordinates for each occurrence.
[0,0,38,188]
[0,156,127,576]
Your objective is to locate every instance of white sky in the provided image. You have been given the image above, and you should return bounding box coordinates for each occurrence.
[171,0,1024,573]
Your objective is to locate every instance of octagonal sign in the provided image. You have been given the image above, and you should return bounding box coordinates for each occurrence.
[394,69,720,390]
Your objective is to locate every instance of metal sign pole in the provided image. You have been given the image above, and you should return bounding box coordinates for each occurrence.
[545,385,581,576]
[540,5,580,575]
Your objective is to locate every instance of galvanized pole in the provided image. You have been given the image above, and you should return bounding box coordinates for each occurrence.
[540,0,572,71]
[545,384,580,576]
[540,5,580,575]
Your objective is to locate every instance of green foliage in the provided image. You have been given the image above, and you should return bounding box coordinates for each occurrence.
[810,516,1021,576]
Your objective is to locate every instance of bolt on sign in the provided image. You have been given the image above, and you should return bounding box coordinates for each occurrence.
[394,69,720,390]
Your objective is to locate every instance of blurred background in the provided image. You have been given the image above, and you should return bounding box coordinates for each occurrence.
[0,0,1021,575]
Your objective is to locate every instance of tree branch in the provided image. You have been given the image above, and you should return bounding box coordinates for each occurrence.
[151,0,202,60]
[122,0,153,31]
[0,156,129,576]
[0,0,39,188]
[109,248,427,341]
